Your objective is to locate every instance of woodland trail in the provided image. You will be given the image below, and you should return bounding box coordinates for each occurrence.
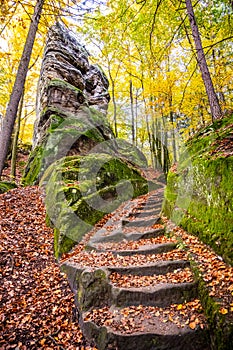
[0,185,232,349]
[61,187,211,350]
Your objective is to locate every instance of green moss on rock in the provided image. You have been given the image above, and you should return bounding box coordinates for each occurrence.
[21,107,116,186]
[44,153,148,259]
[163,115,233,265]
[0,181,18,194]
[49,78,84,94]
[21,145,44,186]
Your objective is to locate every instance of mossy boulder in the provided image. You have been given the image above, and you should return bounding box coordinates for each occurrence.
[115,139,148,168]
[22,105,116,186]
[163,115,233,265]
[43,153,149,259]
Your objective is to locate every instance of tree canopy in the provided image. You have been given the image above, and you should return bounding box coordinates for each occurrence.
[0,0,232,170]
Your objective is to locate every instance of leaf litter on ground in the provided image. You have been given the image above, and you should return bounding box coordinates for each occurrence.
[84,299,207,334]
[1,181,232,348]
[109,267,194,288]
[0,186,96,350]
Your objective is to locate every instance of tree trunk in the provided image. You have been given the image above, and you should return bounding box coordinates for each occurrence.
[11,91,24,179]
[135,88,140,147]
[162,117,170,176]
[129,80,135,145]
[108,68,118,137]
[185,0,222,121]
[170,111,177,163]
[0,0,44,178]
[112,81,118,137]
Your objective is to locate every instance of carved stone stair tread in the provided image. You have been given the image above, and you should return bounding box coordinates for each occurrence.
[89,228,126,244]
[110,281,198,307]
[99,242,177,256]
[89,227,165,244]
[81,304,210,350]
[124,227,165,240]
[145,199,162,204]
[140,202,162,209]
[128,209,161,218]
[123,214,160,221]
[108,260,191,276]
[122,217,161,227]
[61,260,191,288]
[109,266,194,288]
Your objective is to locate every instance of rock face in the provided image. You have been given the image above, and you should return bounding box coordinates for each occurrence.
[23,22,147,185]
[22,22,151,257]
[23,22,117,184]
[33,24,111,146]
[163,115,233,265]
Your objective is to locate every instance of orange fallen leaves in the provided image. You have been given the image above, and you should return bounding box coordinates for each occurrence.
[0,186,95,349]
[189,321,196,330]
[219,307,228,315]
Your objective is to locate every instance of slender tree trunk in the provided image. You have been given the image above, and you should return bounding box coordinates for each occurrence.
[111,80,118,137]
[185,0,222,121]
[135,89,139,147]
[146,114,154,167]
[155,118,162,168]
[129,80,135,145]
[151,120,157,168]
[162,116,170,176]
[11,91,24,179]
[0,0,44,178]
[141,78,154,166]
[108,68,118,137]
[170,111,177,162]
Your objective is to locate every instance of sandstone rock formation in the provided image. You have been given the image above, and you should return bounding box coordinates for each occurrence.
[22,22,152,257]
[23,22,147,185]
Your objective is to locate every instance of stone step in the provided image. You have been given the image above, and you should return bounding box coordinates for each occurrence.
[145,198,163,204]
[141,201,162,209]
[81,303,210,350]
[124,227,165,240]
[89,226,165,244]
[87,242,176,255]
[122,217,161,227]
[128,209,161,218]
[140,205,162,212]
[111,281,198,307]
[61,260,191,291]
[106,242,177,256]
[109,266,194,287]
[108,260,191,276]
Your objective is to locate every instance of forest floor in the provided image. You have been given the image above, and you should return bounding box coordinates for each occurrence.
[0,156,160,350]
[0,154,232,349]
[0,185,96,350]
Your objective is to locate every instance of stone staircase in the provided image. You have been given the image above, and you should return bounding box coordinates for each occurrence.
[61,188,211,349]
